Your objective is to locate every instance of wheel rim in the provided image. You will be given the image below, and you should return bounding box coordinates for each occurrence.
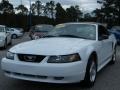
[90,61,96,82]
[13,35,17,38]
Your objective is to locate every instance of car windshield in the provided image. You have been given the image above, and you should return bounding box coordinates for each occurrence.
[0,27,5,32]
[45,24,96,40]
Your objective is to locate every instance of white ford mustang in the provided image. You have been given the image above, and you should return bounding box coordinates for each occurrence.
[1,22,117,87]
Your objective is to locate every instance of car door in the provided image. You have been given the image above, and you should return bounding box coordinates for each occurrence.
[98,25,113,66]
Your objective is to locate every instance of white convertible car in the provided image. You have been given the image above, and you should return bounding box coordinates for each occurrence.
[1,22,117,87]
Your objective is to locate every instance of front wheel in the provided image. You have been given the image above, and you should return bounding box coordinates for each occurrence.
[83,56,97,87]
[110,46,116,64]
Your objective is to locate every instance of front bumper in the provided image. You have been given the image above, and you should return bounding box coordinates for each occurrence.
[1,58,86,83]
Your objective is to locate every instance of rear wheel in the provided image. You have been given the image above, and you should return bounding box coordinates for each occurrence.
[83,56,97,87]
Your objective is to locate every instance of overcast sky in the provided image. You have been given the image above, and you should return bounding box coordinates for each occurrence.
[0,0,102,12]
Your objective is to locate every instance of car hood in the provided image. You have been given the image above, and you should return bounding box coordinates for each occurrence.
[10,38,95,55]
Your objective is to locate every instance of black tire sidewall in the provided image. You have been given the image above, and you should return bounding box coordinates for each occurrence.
[3,40,7,49]
[9,39,12,45]
[110,46,117,64]
[84,56,97,87]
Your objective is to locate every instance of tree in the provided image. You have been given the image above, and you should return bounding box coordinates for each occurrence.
[93,0,120,25]
[49,1,55,19]
[55,3,68,23]
[66,5,82,22]
[15,4,28,15]
[113,0,120,24]
[43,1,55,19]
[43,2,50,17]
[0,0,14,14]
[31,0,44,16]
[84,13,92,19]
[74,5,83,21]
[31,3,36,15]
[66,6,76,21]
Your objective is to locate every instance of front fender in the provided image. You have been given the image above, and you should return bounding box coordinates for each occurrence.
[78,45,97,72]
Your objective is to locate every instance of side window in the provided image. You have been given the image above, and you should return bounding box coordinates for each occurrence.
[98,25,109,40]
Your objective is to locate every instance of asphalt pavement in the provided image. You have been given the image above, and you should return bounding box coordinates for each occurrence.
[0,33,120,90]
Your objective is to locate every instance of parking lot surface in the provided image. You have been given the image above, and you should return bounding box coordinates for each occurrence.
[0,33,120,90]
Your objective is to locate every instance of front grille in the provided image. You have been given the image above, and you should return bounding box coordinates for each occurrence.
[18,54,46,63]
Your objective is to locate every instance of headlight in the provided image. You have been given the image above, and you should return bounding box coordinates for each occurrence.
[6,51,14,60]
[47,53,81,63]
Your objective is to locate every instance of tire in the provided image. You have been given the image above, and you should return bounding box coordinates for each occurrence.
[3,39,7,49]
[29,35,33,40]
[12,34,17,39]
[31,37,33,40]
[83,56,97,87]
[110,46,116,64]
[9,39,12,45]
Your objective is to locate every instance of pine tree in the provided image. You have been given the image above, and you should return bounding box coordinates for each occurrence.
[93,0,120,25]
[0,0,14,14]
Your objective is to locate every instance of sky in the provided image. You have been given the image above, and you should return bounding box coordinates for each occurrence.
[0,0,102,12]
